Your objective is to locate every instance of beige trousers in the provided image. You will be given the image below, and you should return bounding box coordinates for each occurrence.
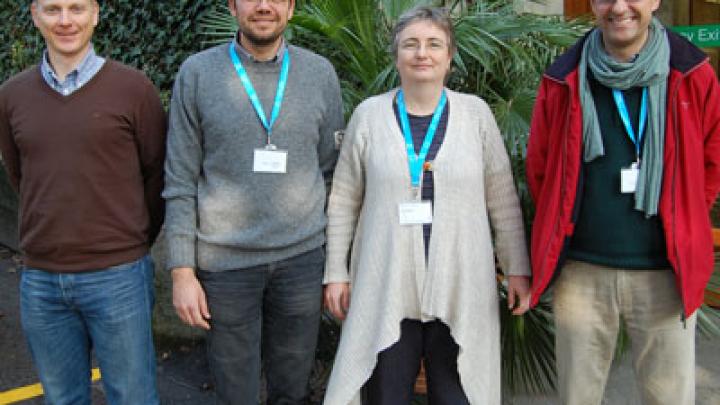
[553,260,696,405]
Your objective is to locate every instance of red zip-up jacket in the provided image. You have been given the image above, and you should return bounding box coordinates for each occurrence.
[526,30,720,317]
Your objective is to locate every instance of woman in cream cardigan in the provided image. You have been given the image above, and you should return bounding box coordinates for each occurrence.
[322,6,531,405]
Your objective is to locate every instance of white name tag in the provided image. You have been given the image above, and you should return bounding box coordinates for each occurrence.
[398,202,433,225]
[253,149,287,173]
[620,164,639,194]
[333,130,345,150]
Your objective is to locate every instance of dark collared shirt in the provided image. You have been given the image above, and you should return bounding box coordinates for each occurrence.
[234,32,286,64]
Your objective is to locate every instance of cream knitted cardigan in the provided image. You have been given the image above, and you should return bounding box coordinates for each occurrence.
[323,89,530,405]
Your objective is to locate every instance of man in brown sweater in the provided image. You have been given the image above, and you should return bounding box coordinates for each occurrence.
[0,1,165,404]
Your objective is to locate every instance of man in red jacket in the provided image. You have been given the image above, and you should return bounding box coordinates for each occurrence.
[526,1,720,404]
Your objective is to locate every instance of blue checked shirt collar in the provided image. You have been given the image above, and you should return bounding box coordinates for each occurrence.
[41,46,105,96]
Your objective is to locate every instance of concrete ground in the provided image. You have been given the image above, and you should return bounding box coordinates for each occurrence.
[1,246,718,404]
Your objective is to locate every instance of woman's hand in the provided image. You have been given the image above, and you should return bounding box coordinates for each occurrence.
[324,282,351,321]
[507,275,531,316]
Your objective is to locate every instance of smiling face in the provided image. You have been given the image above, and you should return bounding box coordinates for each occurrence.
[591,0,661,60]
[229,0,294,48]
[31,0,99,63]
[395,20,453,87]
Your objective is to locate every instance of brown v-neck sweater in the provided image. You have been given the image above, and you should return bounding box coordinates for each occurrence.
[0,61,167,272]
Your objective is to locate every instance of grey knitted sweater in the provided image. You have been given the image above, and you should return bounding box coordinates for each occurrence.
[163,41,344,271]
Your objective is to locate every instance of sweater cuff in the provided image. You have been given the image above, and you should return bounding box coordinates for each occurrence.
[504,254,531,277]
[323,260,350,284]
[165,234,197,271]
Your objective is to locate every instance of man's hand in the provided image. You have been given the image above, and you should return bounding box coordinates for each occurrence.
[507,275,531,316]
[324,282,351,321]
[172,267,211,330]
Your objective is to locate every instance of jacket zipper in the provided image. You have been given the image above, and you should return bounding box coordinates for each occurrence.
[670,76,682,323]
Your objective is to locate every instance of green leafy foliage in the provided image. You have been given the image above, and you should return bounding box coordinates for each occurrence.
[0,3,41,80]
[0,1,223,94]
[499,280,556,394]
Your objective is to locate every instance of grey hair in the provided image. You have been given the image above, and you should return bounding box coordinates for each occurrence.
[390,6,456,60]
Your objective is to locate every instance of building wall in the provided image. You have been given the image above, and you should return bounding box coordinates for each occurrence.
[656,1,673,25]
[514,0,563,15]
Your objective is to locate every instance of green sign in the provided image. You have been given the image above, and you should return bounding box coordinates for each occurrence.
[672,25,720,48]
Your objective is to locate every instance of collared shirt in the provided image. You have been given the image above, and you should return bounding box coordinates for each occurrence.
[234,32,286,64]
[40,46,105,96]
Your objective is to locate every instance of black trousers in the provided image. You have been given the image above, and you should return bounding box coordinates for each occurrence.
[363,319,470,405]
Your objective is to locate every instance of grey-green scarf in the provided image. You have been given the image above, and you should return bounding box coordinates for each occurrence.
[578,17,670,216]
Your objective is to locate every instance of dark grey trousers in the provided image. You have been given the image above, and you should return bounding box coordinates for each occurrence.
[198,247,324,405]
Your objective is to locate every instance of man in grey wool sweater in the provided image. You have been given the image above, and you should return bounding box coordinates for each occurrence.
[163,0,343,403]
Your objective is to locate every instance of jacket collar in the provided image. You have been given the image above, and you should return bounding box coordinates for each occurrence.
[545,27,708,82]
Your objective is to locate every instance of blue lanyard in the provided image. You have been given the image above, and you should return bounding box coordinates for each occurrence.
[229,43,290,142]
[612,87,648,161]
[397,89,447,188]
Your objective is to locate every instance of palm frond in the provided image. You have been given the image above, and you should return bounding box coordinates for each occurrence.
[198,6,237,46]
[697,304,720,338]
[499,281,556,394]
[699,266,720,339]
[379,0,435,23]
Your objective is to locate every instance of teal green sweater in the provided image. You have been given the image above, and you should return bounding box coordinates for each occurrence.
[567,72,670,269]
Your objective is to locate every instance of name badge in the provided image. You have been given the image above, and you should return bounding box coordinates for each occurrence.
[620,163,639,194]
[333,130,345,150]
[253,148,287,173]
[398,202,433,225]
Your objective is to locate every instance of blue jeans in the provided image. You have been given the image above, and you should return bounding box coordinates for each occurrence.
[20,254,159,405]
[197,247,324,405]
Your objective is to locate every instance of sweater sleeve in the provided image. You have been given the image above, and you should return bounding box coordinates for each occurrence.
[0,93,20,192]
[480,100,531,277]
[134,79,167,245]
[324,104,367,284]
[163,62,202,270]
[317,61,344,195]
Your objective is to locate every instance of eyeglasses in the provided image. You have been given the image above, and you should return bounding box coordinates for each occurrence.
[593,0,646,4]
[243,0,289,5]
[399,40,448,53]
